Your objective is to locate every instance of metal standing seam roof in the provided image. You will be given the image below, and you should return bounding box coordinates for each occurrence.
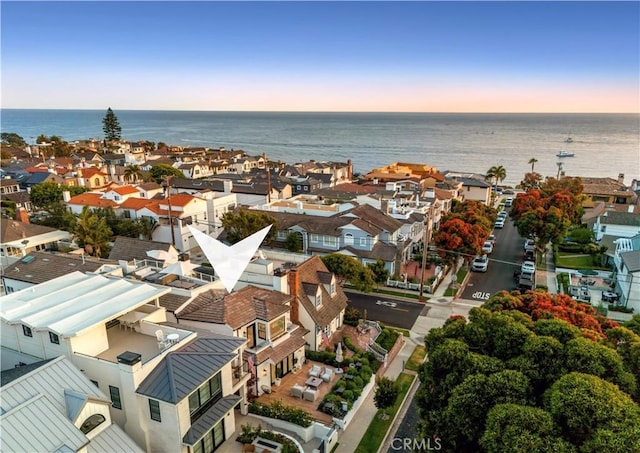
[87,423,145,453]
[136,352,236,404]
[0,271,170,336]
[182,396,241,445]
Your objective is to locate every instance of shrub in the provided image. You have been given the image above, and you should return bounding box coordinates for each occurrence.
[344,306,361,326]
[353,376,364,387]
[346,381,357,391]
[344,335,362,354]
[360,357,370,367]
[248,400,313,427]
[305,349,337,366]
[376,328,400,351]
[609,305,634,313]
[360,366,373,380]
[342,389,355,401]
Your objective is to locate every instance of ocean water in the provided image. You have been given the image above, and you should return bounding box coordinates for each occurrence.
[1,110,638,187]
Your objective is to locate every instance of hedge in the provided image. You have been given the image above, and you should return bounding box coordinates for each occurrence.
[248,400,313,427]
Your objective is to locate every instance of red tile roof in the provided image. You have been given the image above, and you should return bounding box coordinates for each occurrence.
[165,193,195,207]
[120,197,153,210]
[67,192,117,208]
[111,185,140,195]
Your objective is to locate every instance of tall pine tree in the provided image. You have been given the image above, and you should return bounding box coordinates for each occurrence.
[102,107,122,142]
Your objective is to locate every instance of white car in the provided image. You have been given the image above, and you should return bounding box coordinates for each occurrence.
[524,239,535,251]
[521,261,536,273]
[471,255,489,272]
[488,234,496,245]
[495,218,505,229]
[482,241,493,254]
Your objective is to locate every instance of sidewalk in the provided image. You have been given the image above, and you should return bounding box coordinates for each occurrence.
[335,337,419,453]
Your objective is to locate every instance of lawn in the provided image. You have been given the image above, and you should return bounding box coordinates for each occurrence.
[374,288,422,300]
[354,373,416,453]
[405,345,427,372]
[555,253,609,271]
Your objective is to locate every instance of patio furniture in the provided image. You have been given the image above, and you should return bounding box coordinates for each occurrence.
[323,402,334,413]
[303,388,317,402]
[309,364,322,377]
[321,367,333,382]
[291,385,304,398]
[305,376,323,388]
[345,374,355,380]
[334,387,345,395]
[155,330,170,349]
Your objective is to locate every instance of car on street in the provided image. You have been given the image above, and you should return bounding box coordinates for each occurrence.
[495,218,505,228]
[471,255,489,272]
[524,239,535,251]
[524,250,535,261]
[482,241,493,254]
[502,189,515,195]
[521,261,536,273]
[505,197,514,207]
[488,233,496,245]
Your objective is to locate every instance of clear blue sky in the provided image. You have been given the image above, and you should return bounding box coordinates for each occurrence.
[2,1,638,112]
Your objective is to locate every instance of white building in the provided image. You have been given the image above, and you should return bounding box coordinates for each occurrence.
[0,356,144,453]
[0,271,245,453]
[0,219,71,267]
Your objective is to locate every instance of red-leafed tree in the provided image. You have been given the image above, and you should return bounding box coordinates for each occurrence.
[434,217,487,266]
[520,172,543,192]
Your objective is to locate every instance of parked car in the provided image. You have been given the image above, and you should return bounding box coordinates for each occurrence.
[505,197,514,207]
[502,189,515,195]
[482,241,493,254]
[488,234,496,245]
[524,250,535,261]
[471,255,489,272]
[524,239,535,251]
[521,261,536,273]
[495,218,505,229]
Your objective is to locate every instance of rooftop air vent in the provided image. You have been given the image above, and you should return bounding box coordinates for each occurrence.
[117,351,142,366]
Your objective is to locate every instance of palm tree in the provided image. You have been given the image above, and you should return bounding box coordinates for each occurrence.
[124,164,143,183]
[136,217,158,240]
[528,157,538,173]
[493,165,507,187]
[73,206,113,257]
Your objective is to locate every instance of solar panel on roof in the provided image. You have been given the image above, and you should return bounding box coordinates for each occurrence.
[21,255,35,263]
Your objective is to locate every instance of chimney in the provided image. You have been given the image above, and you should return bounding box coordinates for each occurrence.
[618,173,625,185]
[381,199,390,215]
[347,159,353,180]
[223,180,233,193]
[16,207,29,224]
[287,268,299,324]
[63,190,71,202]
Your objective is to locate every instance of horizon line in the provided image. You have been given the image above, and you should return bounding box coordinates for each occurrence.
[1,108,638,115]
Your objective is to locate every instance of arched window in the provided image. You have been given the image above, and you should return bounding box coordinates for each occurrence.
[344,233,354,246]
[80,414,106,434]
[94,178,100,186]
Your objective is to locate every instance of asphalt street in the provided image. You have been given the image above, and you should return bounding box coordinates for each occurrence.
[345,290,424,329]
[461,214,527,302]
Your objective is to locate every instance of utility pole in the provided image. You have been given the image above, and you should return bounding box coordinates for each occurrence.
[419,203,434,303]
[263,152,271,203]
[163,175,176,247]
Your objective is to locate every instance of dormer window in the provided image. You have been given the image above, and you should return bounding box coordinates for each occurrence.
[80,414,106,434]
[316,291,322,307]
[330,282,336,296]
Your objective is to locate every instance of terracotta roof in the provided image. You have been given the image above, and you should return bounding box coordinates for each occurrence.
[111,185,139,195]
[294,256,348,328]
[1,251,110,284]
[167,193,196,207]
[25,167,49,173]
[178,286,292,329]
[255,327,308,364]
[119,197,153,210]
[0,219,64,243]
[79,167,108,178]
[66,193,117,208]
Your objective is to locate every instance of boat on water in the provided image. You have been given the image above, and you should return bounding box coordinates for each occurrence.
[556,150,575,158]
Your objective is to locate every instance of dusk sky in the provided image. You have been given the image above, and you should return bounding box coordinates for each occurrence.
[2,1,638,113]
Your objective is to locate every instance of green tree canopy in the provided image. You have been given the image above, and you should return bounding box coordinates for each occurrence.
[221,209,277,244]
[149,164,184,183]
[102,107,122,142]
[321,253,375,292]
[284,231,302,252]
[374,377,399,413]
[30,181,88,209]
[124,164,144,183]
[73,206,112,257]
[367,258,389,286]
[35,135,74,157]
[1,132,26,147]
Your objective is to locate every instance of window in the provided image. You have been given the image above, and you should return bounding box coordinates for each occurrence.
[344,233,354,245]
[188,373,222,421]
[94,178,99,186]
[330,283,336,295]
[323,236,337,247]
[149,399,161,422]
[269,317,286,340]
[192,420,225,453]
[49,332,60,344]
[109,386,122,409]
[277,230,287,240]
[258,323,266,340]
[310,234,319,243]
[80,414,105,434]
[601,225,607,232]
[22,325,32,337]
[316,292,322,307]
[360,237,367,247]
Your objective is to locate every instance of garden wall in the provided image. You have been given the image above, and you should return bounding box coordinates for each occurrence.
[376,334,405,378]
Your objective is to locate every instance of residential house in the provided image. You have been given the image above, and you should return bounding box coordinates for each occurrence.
[0,356,144,453]
[582,174,635,208]
[287,176,323,195]
[611,234,640,312]
[102,185,143,204]
[173,285,307,396]
[108,237,179,263]
[593,210,640,241]
[136,181,164,199]
[0,178,21,195]
[443,172,492,205]
[0,271,246,453]
[176,162,213,179]
[285,256,348,351]
[65,192,119,214]
[21,171,65,190]
[364,162,442,183]
[2,251,115,293]
[0,219,71,266]
[1,190,33,214]
[77,167,110,190]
